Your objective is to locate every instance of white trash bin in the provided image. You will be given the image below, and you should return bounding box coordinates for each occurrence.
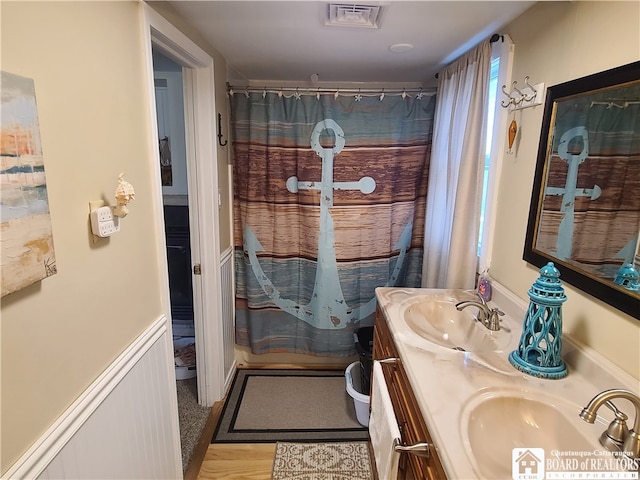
[345,361,370,427]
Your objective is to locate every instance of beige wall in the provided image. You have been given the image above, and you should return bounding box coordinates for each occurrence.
[0,2,166,471]
[493,1,640,379]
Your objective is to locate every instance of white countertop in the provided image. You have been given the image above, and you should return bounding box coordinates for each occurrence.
[375,283,640,479]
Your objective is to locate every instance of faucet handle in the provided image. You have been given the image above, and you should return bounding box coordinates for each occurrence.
[600,401,630,451]
[486,308,505,331]
[605,400,629,420]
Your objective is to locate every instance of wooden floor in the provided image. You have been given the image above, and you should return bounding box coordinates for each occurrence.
[196,444,277,480]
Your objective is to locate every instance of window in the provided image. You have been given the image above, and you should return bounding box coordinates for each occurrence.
[478,56,501,256]
[477,36,514,273]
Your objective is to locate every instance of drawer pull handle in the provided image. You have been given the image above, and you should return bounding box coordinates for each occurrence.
[378,357,398,364]
[393,441,431,458]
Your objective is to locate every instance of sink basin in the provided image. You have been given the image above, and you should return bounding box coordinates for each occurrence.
[461,390,606,479]
[402,292,511,352]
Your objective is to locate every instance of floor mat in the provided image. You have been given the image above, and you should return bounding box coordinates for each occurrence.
[272,441,374,480]
[212,369,369,443]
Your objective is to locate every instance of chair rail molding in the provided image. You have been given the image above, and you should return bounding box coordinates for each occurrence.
[2,316,182,480]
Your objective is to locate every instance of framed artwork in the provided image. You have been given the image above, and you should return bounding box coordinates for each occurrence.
[1,71,57,297]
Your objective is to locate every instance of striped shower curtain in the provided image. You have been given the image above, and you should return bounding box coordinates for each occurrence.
[232,91,436,356]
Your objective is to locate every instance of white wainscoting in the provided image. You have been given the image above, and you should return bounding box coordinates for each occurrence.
[3,316,182,480]
[220,247,236,388]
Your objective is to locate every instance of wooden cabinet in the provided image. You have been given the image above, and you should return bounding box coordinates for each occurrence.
[373,305,448,480]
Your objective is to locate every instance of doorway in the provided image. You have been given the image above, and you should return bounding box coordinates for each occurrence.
[152,48,196,372]
[152,47,210,469]
[143,4,237,471]
[144,4,229,410]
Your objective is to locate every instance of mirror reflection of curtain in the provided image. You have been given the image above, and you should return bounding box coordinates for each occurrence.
[232,92,436,355]
[422,41,491,289]
[538,83,640,280]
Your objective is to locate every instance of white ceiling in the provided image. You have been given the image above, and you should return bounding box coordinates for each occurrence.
[164,1,535,87]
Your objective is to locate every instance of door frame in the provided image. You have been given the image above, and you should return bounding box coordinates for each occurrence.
[141,4,225,406]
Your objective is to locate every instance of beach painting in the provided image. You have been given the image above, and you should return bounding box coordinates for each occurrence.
[1,71,56,297]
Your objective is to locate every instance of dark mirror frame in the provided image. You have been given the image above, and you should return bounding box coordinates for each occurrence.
[523,61,640,321]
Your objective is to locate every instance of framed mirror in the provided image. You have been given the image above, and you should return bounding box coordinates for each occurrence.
[523,61,640,320]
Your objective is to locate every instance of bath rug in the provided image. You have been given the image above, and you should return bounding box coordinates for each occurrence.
[212,369,369,443]
[272,441,374,480]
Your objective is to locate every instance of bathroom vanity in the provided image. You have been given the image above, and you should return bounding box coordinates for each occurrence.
[374,304,447,480]
[373,284,639,479]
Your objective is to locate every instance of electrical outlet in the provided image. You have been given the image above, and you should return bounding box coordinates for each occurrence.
[90,206,120,237]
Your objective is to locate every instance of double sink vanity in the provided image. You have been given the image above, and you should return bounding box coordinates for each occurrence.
[373,283,639,479]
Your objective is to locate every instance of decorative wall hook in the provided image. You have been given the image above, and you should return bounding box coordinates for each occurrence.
[501,77,545,111]
[522,76,537,101]
[217,113,228,147]
[501,82,520,108]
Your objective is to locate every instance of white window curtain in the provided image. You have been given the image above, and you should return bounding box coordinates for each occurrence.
[422,40,491,289]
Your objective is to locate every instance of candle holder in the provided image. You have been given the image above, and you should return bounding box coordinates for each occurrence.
[509,262,568,379]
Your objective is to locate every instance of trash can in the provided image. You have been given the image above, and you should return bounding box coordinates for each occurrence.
[354,326,374,394]
[345,361,370,427]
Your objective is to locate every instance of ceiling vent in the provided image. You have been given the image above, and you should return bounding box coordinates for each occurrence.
[326,4,382,29]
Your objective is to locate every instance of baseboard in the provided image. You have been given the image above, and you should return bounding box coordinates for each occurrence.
[2,315,181,479]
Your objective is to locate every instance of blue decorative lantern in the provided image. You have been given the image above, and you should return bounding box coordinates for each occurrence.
[509,262,568,379]
[613,263,639,292]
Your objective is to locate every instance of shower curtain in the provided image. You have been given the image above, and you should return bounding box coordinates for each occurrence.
[232,91,436,356]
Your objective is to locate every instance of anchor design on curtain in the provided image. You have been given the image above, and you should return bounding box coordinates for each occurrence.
[544,126,601,260]
[243,119,412,330]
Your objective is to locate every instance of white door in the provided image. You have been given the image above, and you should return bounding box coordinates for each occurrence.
[143,4,228,407]
[154,58,201,387]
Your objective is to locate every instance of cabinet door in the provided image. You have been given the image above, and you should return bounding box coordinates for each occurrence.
[373,309,448,480]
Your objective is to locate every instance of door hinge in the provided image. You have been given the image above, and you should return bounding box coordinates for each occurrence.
[193,264,202,275]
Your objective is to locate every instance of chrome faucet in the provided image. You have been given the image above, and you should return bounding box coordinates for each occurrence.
[455,293,504,331]
[580,389,640,459]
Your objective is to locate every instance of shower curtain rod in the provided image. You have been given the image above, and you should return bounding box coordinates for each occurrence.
[228,85,436,98]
